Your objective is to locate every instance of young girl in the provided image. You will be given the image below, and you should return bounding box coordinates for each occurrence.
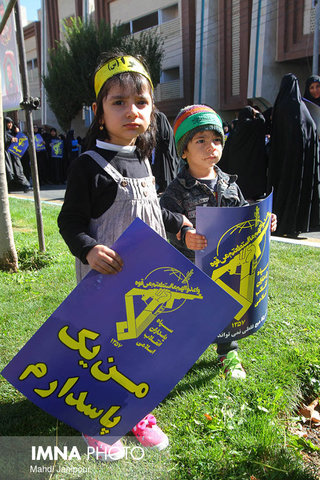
[58,51,188,461]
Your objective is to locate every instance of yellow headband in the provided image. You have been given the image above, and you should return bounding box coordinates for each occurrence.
[94,55,153,97]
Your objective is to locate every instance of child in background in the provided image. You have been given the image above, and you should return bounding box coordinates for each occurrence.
[160,105,277,379]
[58,51,191,460]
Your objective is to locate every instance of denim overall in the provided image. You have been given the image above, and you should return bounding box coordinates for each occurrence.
[76,150,166,283]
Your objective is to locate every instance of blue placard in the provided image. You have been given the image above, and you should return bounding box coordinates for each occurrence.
[71,139,79,152]
[195,193,273,342]
[7,132,29,159]
[1,219,240,441]
[51,139,64,158]
[34,133,46,152]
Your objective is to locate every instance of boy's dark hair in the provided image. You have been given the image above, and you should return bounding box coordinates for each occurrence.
[84,50,157,158]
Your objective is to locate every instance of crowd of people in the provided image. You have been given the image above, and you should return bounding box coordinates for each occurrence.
[4,72,319,238]
[3,118,84,192]
[4,73,319,239]
[219,74,320,237]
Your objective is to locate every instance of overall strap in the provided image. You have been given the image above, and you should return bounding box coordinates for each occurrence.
[144,157,153,176]
[85,150,123,182]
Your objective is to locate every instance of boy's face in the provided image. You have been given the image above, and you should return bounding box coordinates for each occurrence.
[182,130,223,174]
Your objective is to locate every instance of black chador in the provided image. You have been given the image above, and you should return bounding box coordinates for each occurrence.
[267,73,320,236]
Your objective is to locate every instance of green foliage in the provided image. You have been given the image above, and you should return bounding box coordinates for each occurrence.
[301,363,320,399]
[17,246,55,270]
[42,18,164,131]
[289,435,320,454]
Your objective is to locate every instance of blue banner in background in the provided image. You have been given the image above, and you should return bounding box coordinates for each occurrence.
[71,139,79,152]
[1,219,240,441]
[7,132,29,159]
[51,139,63,158]
[195,193,273,343]
[35,133,46,152]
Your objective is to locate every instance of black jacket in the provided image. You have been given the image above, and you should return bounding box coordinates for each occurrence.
[160,165,247,261]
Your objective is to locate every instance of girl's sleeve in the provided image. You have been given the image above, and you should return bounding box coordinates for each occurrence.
[161,207,183,234]
[57,159,98,264]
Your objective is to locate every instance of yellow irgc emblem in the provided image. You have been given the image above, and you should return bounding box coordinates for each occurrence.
[53,141,62,155]
[210,207,271,320]
[116,267,203,341]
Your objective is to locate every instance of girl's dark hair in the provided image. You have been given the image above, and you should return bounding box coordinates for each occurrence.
[84,50,157,158]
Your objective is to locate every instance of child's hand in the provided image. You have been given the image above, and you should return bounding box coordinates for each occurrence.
[86,244,123,274]
[270,213,277,232]
[185,229,207,250]
[176,215,193,240]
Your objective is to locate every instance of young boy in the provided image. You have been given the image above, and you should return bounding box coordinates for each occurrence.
[160,104,276,379]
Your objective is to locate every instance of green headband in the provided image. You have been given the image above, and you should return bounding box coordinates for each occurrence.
[175,111,223,145]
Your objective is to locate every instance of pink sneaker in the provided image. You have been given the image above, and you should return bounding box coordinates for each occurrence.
[82,433,125,461]
[131,414,169,450]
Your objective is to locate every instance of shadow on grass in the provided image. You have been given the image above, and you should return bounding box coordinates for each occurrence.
[0,399,78,436]
[163,357,221,403]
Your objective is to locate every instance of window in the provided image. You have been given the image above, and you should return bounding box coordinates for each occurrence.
[160,67,180,83]
[27,58,38,81]
[132,11,158,33]
[160,4,178,23]
[120,22,131,35]
[123,4,179,35]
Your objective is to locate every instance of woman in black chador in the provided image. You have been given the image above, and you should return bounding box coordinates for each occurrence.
[267,73,320,236]
[219,106,268,201]
[4,117,31,192]
[303,75,320,106]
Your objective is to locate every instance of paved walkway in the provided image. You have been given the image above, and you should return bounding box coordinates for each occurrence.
[9,184,66,205]
[9,185,320,248]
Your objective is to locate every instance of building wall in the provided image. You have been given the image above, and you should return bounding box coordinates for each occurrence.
[23,0,320,131]
[58,0,76,43]
[153,16,183,104]
[109,0,185,120]
[58,0,76,19]
[24,35,39,100]
[247,0,313,109]
[109,0,176,23]
[218,0,252,112]
[17,23,42,126]
[194,0,220,111]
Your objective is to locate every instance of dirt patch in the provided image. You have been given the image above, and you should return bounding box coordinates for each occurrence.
[290,398,320,479]
[301,426,320,479]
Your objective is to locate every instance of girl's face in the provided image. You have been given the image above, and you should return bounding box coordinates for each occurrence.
[95,80,153,146]
[309,81,320,99]
[182,130,223,178]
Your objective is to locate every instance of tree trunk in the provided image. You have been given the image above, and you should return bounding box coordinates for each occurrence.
[0,69,18,272]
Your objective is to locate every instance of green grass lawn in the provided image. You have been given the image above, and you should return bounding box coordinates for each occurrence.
[0,198,319,480]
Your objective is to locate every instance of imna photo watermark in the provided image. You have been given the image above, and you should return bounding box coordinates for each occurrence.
[30,442,144,468]
[0,436,147,477]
